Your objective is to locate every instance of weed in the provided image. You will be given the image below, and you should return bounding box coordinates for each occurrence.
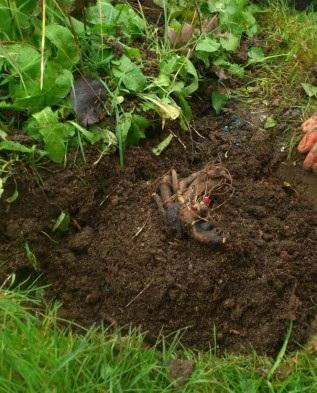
[24,241,38,271]
[0,0,259,169]
[1,0,316,180]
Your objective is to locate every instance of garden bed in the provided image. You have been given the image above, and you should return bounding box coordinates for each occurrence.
[1,92,317,356]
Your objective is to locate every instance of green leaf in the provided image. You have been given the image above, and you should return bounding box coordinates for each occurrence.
[43,63,73,100]
[45,24,79,69]
[228,63,244,77]
[113,55,146,92]
[0,5,15,36]
[264,116,276,129]
[5,189,19,203]
[117,112,132,146]
[114,3,146,36]
[179,58,199,96]
[32,106,58,125]
[301,83,317,98]
[24,241,37,268]
[70,121,102,144]
[53,210,70,232]
[207,0,256,38]
[86,0,116,25]
[29,107,75,163]
[0,129,7,139]
[125,47,142,60]
[140,95,181,127]
[196,36,221,53]
[220,34,240,51]
[0,140,36,153]
[247,46,265,64]
[126,114,150,146]
[6,59,73,112]
[42,124,67,163]
[0,43,41,81]
[152,133,174,156]
[195,36,221,67]
[87,1,145,38]
[149,74,171,89]
[177,93,192,121]
[211,91,229,114]
[157,56,198,96]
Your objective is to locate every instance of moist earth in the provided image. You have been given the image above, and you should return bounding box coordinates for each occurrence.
[1,94,317,356]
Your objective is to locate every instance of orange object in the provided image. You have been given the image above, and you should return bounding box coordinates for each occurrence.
[298,114,317,173]
[298,127,317,153]
[301,113,317,132]
[302,141,317,170]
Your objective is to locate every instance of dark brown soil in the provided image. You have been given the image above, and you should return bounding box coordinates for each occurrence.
[1,93,317,356]
[1,1,317,356]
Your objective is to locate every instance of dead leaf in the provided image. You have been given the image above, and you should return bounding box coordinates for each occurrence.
[68,0,96,19]
[70,76,107,127]
[168,23,195,49]
[202,15,219,33]
[140,96,180,128]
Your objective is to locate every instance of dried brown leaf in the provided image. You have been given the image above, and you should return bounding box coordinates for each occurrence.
[202,15,218,33]
[68,0,96,19]
[70,76,107,127]
[168,23,195,49]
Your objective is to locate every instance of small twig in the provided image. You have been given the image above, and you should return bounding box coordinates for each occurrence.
[192,127,206,139]
[132,214,151,238]
[99,182,123,206]
[125,278,154,308]
[169,129,187,150]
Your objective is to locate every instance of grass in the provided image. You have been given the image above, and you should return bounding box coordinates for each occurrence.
[1,279,317,393]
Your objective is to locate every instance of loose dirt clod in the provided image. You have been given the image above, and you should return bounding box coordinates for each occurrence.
[167,359,194,387]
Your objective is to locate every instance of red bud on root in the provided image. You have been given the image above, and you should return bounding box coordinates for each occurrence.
[202,196,211,205]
